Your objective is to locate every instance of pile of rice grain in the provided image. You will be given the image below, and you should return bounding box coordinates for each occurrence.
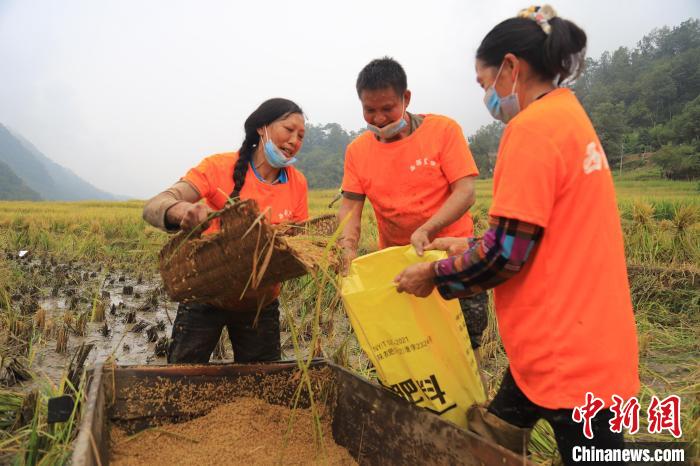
[110,397,356,466]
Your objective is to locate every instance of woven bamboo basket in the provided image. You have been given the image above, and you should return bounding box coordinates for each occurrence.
[159,200,338,312]
[279,213,339,237]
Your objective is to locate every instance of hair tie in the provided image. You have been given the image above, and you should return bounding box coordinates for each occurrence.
[517,5,557,35]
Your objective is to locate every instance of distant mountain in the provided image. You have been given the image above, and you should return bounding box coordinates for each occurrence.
[0,123,119,200]
[0,160,41,200]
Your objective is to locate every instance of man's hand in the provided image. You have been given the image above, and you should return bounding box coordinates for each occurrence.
[341,248,358,276]
[337,196,363,276]
[394,262,436,297]
[410,227,432,256]
[425,237,470,256]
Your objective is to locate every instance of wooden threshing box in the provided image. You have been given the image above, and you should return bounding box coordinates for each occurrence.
[71,360,532,465]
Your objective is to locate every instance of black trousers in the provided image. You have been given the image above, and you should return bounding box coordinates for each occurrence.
[167,299,281,364]
[489,368,625,465]
[459,292,488,349]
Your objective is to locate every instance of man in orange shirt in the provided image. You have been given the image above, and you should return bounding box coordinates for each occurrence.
[338,57,487,351]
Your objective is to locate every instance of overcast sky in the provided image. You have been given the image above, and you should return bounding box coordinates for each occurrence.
[1,0,698,199]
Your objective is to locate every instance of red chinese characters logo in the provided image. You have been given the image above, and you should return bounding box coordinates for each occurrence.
[647,395,682,438]
[573,393,683,439]
[609,395,640,435]
[572,392,605,439]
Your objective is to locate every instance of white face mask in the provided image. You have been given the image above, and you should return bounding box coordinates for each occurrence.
[366,99,407,139]
[483,61,520,123]
[262,126,297,168]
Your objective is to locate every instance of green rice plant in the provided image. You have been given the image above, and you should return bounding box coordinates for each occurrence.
[278,217,348,463]
[529,420,558,464]
[630,270,699,457]
[631,200,655,230]
[55,326,69,354]
[73,311,88,337]
[670,205,700,261]
[0,373,87,465]
[654,200,683,221]
[89,289,106,323]
[676,200,699,226]
[0,201,165,269]
[0,257,21,312]
[0,390,23,432]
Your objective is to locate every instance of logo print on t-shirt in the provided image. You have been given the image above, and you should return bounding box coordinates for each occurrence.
[409,158,438,172]
[583,142,609,175]
[277,209,293,221]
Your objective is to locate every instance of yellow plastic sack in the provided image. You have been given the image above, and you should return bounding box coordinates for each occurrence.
[341,245,485,428]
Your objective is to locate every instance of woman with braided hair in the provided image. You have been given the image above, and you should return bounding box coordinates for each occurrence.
[394,6,638,464]
[143,98,308,363]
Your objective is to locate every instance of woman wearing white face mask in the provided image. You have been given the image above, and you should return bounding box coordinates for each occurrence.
[143,98,308,364]
[394,6,638,464]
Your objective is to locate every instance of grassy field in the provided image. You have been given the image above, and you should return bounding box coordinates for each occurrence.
[0,170,698,464]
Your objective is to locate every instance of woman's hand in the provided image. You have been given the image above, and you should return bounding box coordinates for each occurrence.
[425,237,470,256]
[167,202,214,232]
[394,262,436,297]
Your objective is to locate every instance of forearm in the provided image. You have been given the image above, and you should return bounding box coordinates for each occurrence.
[142,180,200,232]
[423,193,474,237]
[420,177,475,237]
[433,216,543,299]
[337,201,362,252]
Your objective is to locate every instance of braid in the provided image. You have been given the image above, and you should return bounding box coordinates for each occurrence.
[230,135,257,199]
[229,97,304,200]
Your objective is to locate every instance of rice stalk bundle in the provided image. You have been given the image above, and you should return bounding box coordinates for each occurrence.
[55,326,69,354]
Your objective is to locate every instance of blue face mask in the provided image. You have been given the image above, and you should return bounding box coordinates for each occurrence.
[366,100,407,139]
[263,126,297,168]
[484,62,520,123]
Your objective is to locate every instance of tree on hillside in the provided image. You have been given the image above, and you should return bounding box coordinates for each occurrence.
[590,102,628,165]
[468,122,503,177]
[653,144,700,180]
[573,18,700,179]
[669,95,700,144]
[295,123,360,189]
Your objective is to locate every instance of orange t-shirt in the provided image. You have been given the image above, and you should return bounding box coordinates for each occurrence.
[489,88,639,409]
[183,152,309,235]
[342,114,479,249]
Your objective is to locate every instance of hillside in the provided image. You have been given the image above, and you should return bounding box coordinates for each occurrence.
[467,19,700,180]
[0,160,41,200]
[575,18,700,179]
[0,124,118,201]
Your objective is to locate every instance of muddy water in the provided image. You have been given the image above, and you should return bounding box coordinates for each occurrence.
[8,255,366,388]
[27,269,175,385]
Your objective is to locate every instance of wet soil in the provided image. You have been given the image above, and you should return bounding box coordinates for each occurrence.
[110,397,357,466]
[25,271,175,385]
[5,254,367,389]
